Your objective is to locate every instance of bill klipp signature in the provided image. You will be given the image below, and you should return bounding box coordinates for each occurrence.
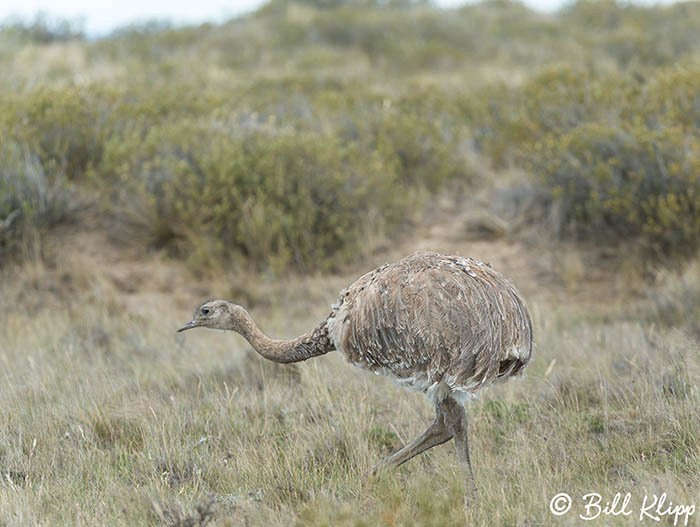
[549,492,696,525]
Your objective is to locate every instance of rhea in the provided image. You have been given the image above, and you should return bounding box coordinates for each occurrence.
[178,251,533,490]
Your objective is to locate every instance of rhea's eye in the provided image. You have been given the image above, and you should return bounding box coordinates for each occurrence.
[201,307,210,315]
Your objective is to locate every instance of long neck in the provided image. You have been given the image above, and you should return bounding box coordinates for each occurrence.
[235,309,334,364]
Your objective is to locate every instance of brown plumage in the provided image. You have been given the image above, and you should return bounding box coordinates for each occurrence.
[178,250,534,493]
[327,251,532,401]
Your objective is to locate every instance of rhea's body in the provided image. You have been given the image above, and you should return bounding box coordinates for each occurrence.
[179,251,534,495]
[326,251,532,404]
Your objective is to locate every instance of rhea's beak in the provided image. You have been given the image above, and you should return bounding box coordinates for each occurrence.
[177,320,198,333]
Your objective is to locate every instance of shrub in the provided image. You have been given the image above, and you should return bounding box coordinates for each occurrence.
[88,78,470,272]
[562,0,700,68]
[526,123,700,257]
[4,0,699,270]
[465,67,629,166]
[0,87,115,181]
[330,92,468,192]
[467,65,700,166]
[0,70,470,271]
[466,65,700,259]
[632,67,700,132]
[102,122,411,272]
[0,141,76,263]
[0,14,84,44]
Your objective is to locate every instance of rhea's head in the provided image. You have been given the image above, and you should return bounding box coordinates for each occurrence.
[177,300,248,333]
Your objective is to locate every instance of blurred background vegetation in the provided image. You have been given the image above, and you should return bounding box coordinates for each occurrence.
[1,0,699,271]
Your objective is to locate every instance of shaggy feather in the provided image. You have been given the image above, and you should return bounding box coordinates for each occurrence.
[326,251,533,400]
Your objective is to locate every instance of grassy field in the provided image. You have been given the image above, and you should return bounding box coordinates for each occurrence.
[1,1,700,525]
[1,206,698,526]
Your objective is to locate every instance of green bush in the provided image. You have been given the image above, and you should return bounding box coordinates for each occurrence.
[632,68,700,132]
[102,122,412,272]
[562,0,700,68]
[466,65,700,259]
[527,123,700,256]
[0,141,76,263]
[0,73,469,271]
[83,77,470,271]
[466,67,628,166]
[3,0,700,270]
[0,14,84,44]
[0,87,114,181]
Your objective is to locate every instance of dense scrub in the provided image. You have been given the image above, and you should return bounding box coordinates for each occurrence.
[467,67,700,257]
[0,79,469,270]
[1,0,700,270]
[0,139,76,261]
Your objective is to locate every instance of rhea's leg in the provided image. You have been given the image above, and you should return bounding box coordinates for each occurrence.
[372,409,452,473]
[438,396,477,497]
